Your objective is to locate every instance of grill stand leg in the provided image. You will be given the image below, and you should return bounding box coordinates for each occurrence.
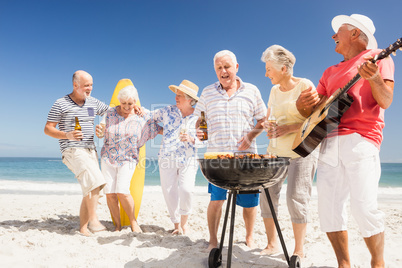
[219,191,233,254]
[226,190,237,268]
[263,188,290,265]
[209,191,233,268]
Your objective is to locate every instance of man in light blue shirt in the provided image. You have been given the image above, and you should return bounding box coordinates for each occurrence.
[195,50,267,250]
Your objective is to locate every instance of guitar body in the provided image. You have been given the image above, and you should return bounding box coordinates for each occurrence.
[292,92,354,157]
[291,37,401,157]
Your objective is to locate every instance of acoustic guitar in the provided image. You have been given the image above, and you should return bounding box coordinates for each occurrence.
[292,38,402,157]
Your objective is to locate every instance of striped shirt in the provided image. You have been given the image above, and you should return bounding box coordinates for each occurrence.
[194,77,267,153]
[47,95,109,153]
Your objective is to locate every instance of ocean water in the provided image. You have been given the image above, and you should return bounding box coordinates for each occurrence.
[0,157,401,195]
[0,157,208,186]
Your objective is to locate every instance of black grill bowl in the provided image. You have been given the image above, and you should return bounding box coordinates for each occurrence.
[198,157,290,191]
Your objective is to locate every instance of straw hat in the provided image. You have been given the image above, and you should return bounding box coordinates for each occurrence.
[169,80,199,101]
[332,14,378,50]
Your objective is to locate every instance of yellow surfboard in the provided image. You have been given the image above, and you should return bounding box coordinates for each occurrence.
[109,79,146,225]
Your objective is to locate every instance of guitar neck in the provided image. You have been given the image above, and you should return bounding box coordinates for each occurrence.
[324,53,383,111]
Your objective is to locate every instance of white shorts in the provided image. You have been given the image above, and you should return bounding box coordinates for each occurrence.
[62,148,106,197]
[101,159,137,194]
[317,133,384,237]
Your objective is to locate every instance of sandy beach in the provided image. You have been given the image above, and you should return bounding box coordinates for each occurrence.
[0,183,401,268]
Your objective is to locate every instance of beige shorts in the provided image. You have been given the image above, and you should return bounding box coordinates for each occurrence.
[62,148,106,197]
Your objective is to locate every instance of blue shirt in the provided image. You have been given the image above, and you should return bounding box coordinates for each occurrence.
[151,105,198,164]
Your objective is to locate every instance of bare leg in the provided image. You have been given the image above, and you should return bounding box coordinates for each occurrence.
[79,198,91,236]
[364,232,385,268]
[243,207,257,249]
[118,193,142,233]
[106,193,121,231]
[327,231,351,268]
[180,215,189,234]
[172,214,189,235]
[81,186,105,234]
[207,200,224,251]
[292,222,307,258]
[172,222,181,234]
[260,217,280,255]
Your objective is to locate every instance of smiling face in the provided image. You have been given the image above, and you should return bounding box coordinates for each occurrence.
[332,24,354,56]
[119,97,136,117]
[265,61,284,85]
[214,55,239,90]
[73,72,93,99]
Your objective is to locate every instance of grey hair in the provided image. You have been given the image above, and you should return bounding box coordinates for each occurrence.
[213,50,238,67]
[72,72,79,84]
[261,45,296,75]
[118,85,139,103]
[186,95,197,106]
[179,90,198,106]
[72,70,91,84]
[345,24,369,47]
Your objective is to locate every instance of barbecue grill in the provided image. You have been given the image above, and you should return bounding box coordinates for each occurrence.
[199,155,301,268]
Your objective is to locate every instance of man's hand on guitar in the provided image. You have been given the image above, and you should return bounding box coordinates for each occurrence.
[296,86,320,117]
[358,56,381,81]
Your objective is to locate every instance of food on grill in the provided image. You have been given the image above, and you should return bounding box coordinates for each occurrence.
[218,153,277,159]
[204,152,234,159]
[203,152,277,159]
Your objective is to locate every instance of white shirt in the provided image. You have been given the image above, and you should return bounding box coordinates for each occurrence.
[194,77,267,153]
[151,105,198,164]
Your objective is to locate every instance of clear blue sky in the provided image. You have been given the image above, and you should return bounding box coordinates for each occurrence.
[1,0,402,162]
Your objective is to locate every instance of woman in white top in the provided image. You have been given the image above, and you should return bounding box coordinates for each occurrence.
[260,45,319,258]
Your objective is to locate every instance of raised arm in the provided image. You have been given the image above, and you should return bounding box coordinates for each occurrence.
[358,56,394,109]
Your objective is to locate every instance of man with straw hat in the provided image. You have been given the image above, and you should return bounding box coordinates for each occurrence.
[299,14,395,267]
[151,79,200,235]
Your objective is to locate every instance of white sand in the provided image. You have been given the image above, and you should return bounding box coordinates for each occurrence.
[0,185,401,268]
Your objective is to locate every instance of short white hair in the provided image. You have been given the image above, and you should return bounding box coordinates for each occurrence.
[345,24,369,47]
[118,85,139,103]
[261,45,296,75]
[213,50,237,67]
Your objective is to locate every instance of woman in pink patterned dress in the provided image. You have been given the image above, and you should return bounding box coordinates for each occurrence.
[96,85,161,232]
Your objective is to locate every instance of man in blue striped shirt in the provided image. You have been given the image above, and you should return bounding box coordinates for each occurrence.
[45,70,109,236]
[195,50,267,250]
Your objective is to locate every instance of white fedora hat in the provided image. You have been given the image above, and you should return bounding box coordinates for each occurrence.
[332,14,378,50]
[169,79,199,101]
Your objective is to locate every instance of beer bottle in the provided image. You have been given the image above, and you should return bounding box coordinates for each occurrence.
[74,117,82,131]
[200,111,208,141]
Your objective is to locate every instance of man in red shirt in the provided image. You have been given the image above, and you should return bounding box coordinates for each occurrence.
[299,14,394,268]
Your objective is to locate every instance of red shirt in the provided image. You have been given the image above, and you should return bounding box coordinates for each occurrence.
[316,49,394,149]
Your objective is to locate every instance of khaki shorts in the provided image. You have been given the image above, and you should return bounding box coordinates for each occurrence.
[62,148,106,197]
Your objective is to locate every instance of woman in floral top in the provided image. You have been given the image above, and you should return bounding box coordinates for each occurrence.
[97,85,161,232]
[151,80,200,235]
